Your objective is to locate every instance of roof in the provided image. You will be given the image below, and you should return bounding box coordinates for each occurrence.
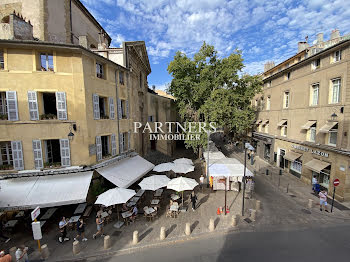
[154,90,175,100]
[124,41,151,74]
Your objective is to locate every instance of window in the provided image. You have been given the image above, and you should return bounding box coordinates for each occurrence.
[283,91,289,108]
[280,121,288,137]
[328,129,337,146]
[0,50,4,69]
[330,78,341,104]
[121,100,127,118]
[266,96,271,110]
[264,144,271,161]
[254,99,258,107]
[265,123,269,133]
[119,71,124,85]
[40,53,54,71]
[99,96,108,118]
[41,93,57,119]
[260,97,264,110]
[0,142,13,168]
[0,92,7,120]
[291,160,302,174]
[333,50,342,62]
[44,140,61,165]
[101,135,110,157]
[310,84,319,106]
[0,91,18,121]
[319,167,331,189]
[96,62,104,78]
[285,72,291,80]
[312,58,320,70]
[267,81,271,88]
[148,116,154,122]
[308,125,316,142]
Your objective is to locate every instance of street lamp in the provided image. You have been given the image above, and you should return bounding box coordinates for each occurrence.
[206,129,210,188]
[242,142,254,216]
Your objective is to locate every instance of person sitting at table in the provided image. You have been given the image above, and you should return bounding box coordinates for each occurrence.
[130,205,138,222]
[122,203,129,212]
[58,217,70,243]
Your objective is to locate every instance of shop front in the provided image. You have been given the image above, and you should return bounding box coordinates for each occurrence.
[252,132,274,164]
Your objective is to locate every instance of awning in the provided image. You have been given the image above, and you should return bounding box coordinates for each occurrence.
[277,119,287,127]
[319,122,338,133]
[261,120,269,126]
[0,171,93,210]
[97,155,154,188]
[301,120,317,130]
[209,163,254,178]
[203,151,226,161]
[255,119,262,125]
[304,159,330,173]
[284,151,302,162]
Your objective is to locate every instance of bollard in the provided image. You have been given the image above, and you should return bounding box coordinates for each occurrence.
[231,215,238,227]
[209,218,215,232]
[308,199,313,209]
[286,183,289,193]
[72,241,80,255]
[160,227,166,240]
[250,209,257,221]
[9,247,16,262]
[185,223,191,236]
[256,200,261,211]
[41,244,49,260]
[133,231,139,245]
[104,235,111,250]
[265,169,269,176]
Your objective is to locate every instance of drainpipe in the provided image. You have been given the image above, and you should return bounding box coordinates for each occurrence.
[115,70,120,153]
[70,0,73,44]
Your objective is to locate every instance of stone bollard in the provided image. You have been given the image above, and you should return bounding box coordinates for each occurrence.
[104,235,111,250]
[72,240,80,255]
[185,223,191,236]
[256,200,261,211]
[209,218,215,232]
[308,199,313,209]
[41,244,49,260]
[250,209,257,221]
[9,247,16,262]
[160,227,166,240]
[133,231,139,245]
[231,215,238,227]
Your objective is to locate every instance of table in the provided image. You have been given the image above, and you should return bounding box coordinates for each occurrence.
[171,194,180,201]
[4,220,18,228]
[101,212,109,219]
[127,201,137,207]
[41,208,57,220]
[144,207,155,215]
[74,203,87,214]
[15,211,25,218]
[68,215,80,223]
[121,211,132,219]
[151,199,160,205]
[154,189,163,197]
[135,189,145,197]
[170,205,179,211]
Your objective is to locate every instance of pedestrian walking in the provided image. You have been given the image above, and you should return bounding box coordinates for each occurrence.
[319,190,329,212]
[58,217,70,243]
[15,245,29,262]
[0,250,12,262]
[74,218,87,242]
[93,214,105,239]
[312,175,318,192]
[199,175,204,190]
[190,191,197,211]
[0,222,10,243]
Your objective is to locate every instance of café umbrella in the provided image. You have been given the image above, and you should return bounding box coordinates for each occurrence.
[173,158,193,165]
[153,162,175,172]
[167,177,198,206]
[138,175,171,191]
[171,163,194,174]
[95,188,135,207]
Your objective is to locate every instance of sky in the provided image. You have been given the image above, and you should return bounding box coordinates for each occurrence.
[81,0,350,91]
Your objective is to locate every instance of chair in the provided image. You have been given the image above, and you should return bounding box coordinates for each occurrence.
[166,205,172,218]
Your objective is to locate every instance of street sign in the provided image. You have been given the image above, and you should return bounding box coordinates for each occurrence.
[32,221,42,240]
[333,179,340,187]
[31,206,40,221]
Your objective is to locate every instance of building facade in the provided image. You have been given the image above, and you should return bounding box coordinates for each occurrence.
[254,30,350,201]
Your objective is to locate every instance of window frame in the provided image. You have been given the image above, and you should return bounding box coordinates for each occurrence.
[328,129,337,146]
[311,58,320,70]
[96,62,104,79]
[333,50,342,62]
[308,126,316,142]
[266,96,271,110]
[283,91,290,109]
[310,83,319,106]
[0,50,4,70]
[281,124,287,137]
[119,71,124,85]
[40,53,54,71]
[330,78,341,104]
[290,160,302,174]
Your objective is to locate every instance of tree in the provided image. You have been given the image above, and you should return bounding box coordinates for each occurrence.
[167,42,262,155]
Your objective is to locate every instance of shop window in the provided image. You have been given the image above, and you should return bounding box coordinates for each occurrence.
[96,62,104,79]
[119,71,124,85]
[99,96,108,119]
[266,96,270,110]
[0,92,7,120]
[291,160,302,174]
[264,144,271,161]
[283,91,289,108]
[0,50,4,69]
[44,140,61,165]
[317,166,331,189]
[101,135,110,157]
[310,84,319,106]
[311,58,320,70]
[329,78,341,104]
[40,53,54,71]
[0,141,13,169]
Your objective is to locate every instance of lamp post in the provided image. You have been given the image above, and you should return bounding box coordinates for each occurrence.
[242,142,254,216]
[206,129,210,188]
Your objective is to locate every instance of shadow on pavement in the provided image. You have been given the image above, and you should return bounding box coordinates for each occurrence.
[166,224,177,237]
[191,220,199,232]
[139,228,153,242]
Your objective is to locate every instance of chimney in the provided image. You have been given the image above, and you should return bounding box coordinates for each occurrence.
[316,33,323,43]
[298,41,309,52]
[152,85,156,91]
[78,35,88,48]
[330,29,340,40]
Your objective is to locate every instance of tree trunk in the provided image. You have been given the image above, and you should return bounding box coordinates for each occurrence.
[198,146,203,159]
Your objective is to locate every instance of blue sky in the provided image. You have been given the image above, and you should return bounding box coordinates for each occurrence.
[82,0,350,90]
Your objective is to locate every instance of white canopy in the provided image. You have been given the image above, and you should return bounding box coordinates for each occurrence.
[97,155,154,188]
[171,163,195,174]
[95,188,135,207]
[167,177,198,192]
[0,171,93,210]
[138,175,170,191]
[209,163,254,178]
[173,158,193,165]
[203,151,226,161]
[153,162,175,172]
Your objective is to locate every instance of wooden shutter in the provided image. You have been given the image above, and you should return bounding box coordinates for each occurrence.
[119,133,123,153]
[93,94,100,120]
[59,139,71,167]
[126,100,129,119]
[11,141,24,170]
[128,131,131,150]
[111,134,117,156]
[56,92,67,120]
[109,97,115,119]
[96,136,102,161]
[28,91,39,120]
[6,91,18,121]
[117,98,122,120]
[32,140,43,169]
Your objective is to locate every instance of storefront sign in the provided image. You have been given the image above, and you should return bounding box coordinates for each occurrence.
[291,144,329,158]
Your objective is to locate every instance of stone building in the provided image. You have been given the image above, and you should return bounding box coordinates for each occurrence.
[253,30,350,201]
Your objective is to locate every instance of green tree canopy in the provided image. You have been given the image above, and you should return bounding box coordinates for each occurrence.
[167,42,262,154]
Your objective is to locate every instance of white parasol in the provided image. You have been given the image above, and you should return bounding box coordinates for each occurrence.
[167,177,198,206]
[153,162,175,172]
[138,175,171,191]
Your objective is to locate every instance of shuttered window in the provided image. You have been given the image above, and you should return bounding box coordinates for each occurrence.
[109,97,115,119]
[11,141,24,170]
[0,51,4,69]
[93,94,100,119]
[111,134,117,156]
[56,92,67,120]
[128,131,131,150]
[6,91,18,121]
[32,140,43,169]
[96,136,102,161]
[28,91,39,120]
[59,139,70,167]
[126,100,129,119]
[117,98,122,120]
[119,133,124,153]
